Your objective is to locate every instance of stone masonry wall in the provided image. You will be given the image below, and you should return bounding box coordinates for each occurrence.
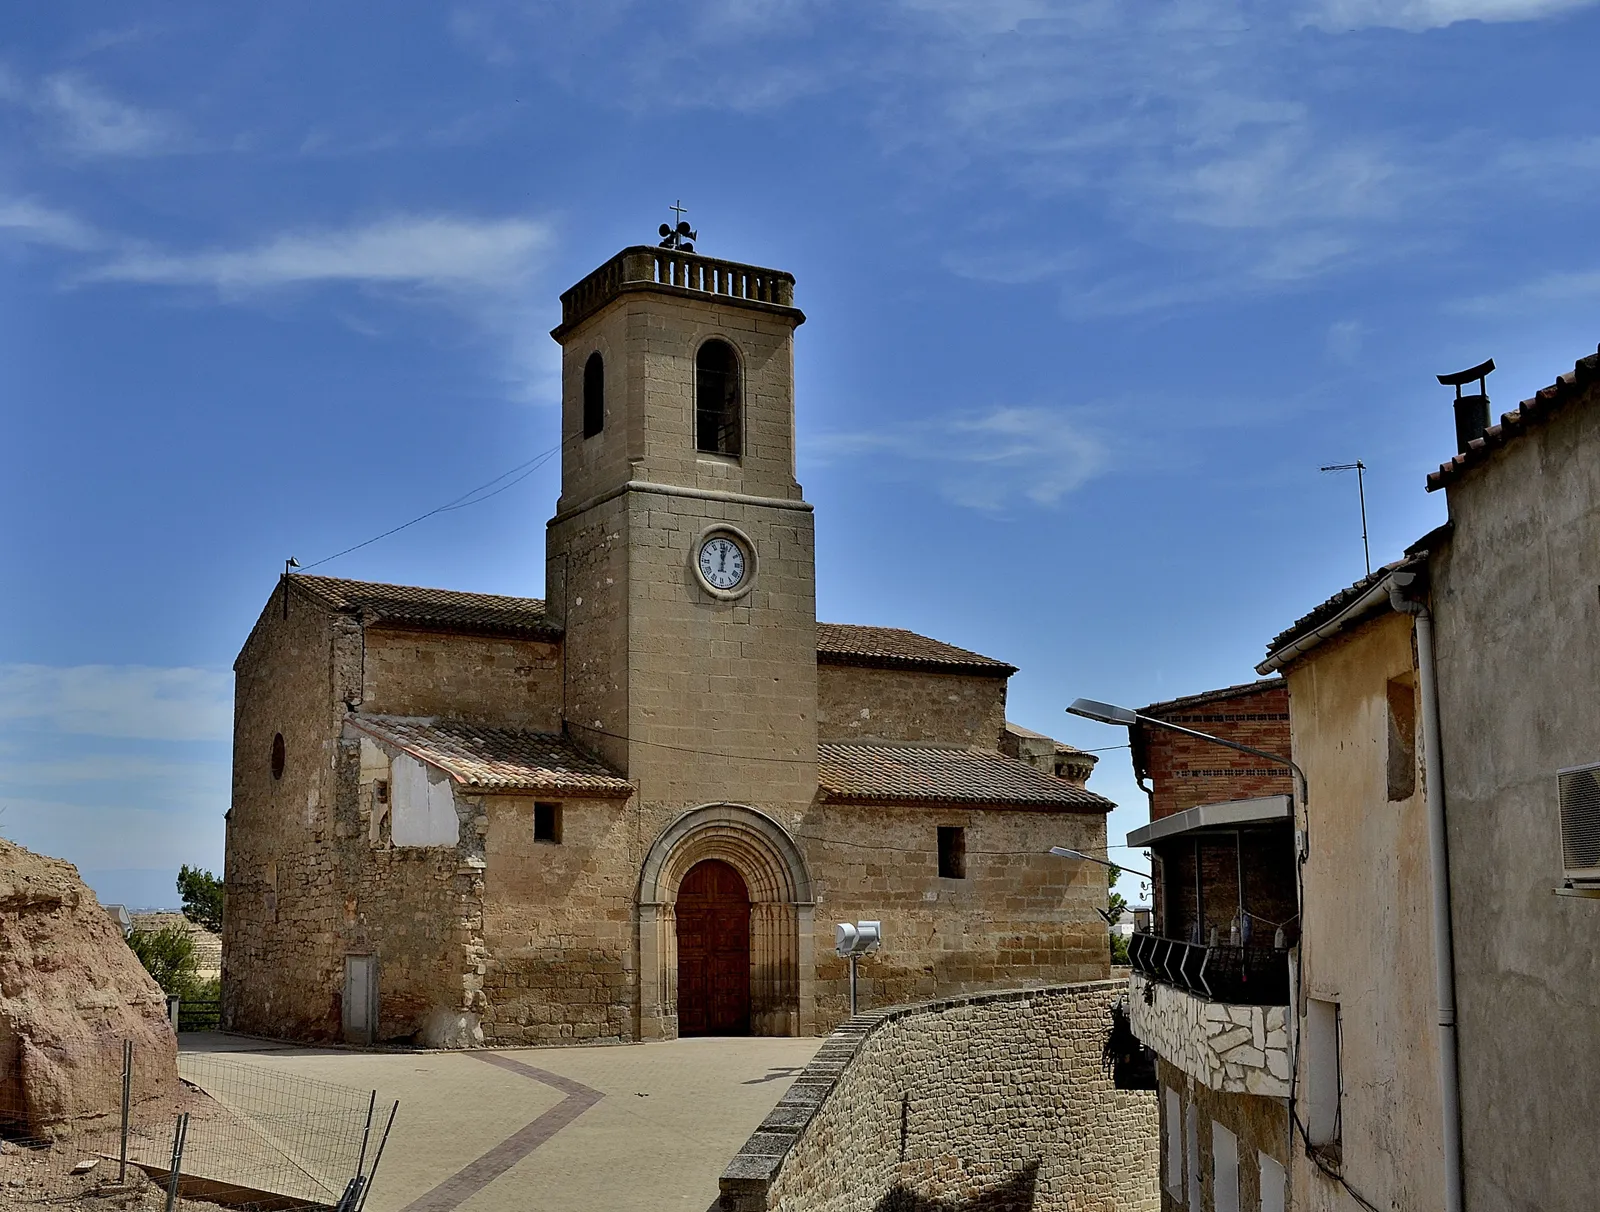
[1155,1058,1289,1212]
[799,802,1112,1034]
[362,628,563,731]
[817,664,1008,749]
[720,981,1159,1212]
[1127,974,1288,1098]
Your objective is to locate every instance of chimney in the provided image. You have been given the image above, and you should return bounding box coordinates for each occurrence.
[1436,358,1495,454]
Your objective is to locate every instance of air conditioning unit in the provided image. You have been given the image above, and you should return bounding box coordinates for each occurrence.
[1558,762,1600,886]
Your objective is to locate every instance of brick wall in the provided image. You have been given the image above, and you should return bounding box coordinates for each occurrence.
[1138,683,1292,822]
[720,981,1159,1212]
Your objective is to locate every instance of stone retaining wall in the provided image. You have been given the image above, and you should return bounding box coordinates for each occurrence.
[720,980,1158,1212]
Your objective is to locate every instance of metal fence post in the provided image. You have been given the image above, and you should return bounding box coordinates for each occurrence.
[118,1040,132,1184]
[164,1112,189,1212]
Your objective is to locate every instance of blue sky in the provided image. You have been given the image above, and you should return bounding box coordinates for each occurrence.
[3,1,1598,908]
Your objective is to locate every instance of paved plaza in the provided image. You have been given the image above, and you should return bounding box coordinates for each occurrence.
[180,1033,823,1212]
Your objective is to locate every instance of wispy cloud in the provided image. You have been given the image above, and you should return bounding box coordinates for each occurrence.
[0,197,106,251]
[1304,0,1598,31]
[0,68,185,157]
[84,214,552,294]
[0,664,231,742]
[813,405,1106,510]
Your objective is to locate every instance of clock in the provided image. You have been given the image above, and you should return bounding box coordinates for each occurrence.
[692,525,757,600]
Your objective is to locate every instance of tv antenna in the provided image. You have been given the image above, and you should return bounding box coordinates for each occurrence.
[1320,460,1370,575]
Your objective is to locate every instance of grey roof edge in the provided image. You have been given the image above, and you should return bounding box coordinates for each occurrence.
[1127,795,1292,847]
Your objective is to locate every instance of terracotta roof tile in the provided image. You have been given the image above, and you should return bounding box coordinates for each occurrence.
[348,716,633,796]
[816,623,1016,675]
[289,575,559,639]
[818,743,1112,809]
[1427,344,1600,492]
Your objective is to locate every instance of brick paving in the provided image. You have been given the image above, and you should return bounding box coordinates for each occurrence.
[180,1034,822,1212]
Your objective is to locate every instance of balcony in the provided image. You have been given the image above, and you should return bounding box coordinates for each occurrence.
[1126,935,1291,1098]
[1128,933,1290,1005]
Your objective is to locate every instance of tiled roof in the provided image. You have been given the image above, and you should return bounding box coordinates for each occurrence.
[1427,344,1600,491]
[818,743,1113,809]
[289,575,559,639]
[817,623,1016,675]
[1259,551,1429,667]
[348,715,633,796]
[1137,679,1284,719]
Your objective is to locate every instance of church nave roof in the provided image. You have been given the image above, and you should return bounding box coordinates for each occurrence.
[289,574,560,639]
[347,715,634,795]
[816,623,1016,675]
[818,743,1113,810]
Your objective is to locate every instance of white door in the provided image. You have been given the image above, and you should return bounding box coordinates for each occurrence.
[343,955,377,1044]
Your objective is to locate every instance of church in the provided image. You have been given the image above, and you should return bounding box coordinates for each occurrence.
[222,237,1117,1047]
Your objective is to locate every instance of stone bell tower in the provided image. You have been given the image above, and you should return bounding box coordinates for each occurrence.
[544,237,818,813]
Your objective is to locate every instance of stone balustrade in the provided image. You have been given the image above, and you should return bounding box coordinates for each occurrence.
[1126,972,1290,1098]
[557,246,798,334]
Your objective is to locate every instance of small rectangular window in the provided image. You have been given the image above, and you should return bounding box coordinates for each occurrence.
[1186,1099,1201,1210]
[374,779,389,804]
[1212,1122,1239,1212]
[1258,1153,1286,1212]
[1164,1087,1183,1196]
[534,802,562,844]
[1386,677,1417,801]
[937,826,966,879]
[1305,998,1342,1148]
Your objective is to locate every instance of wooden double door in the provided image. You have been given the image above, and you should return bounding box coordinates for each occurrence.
[676,859,751,1036]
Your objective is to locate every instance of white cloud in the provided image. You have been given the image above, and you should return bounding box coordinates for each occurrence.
[0,68,184,158]
[85,214,553,294]
[0,198,106,251]
[813,405,1106,510]
[0,664,232,742]
[1304,0,1597,31]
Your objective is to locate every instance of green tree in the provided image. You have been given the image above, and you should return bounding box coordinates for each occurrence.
[127,924,203,999]
[177,865,224,933]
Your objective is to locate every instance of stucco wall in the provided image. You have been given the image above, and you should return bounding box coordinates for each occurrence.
[1429,384,1600,1212]
[1283,609,1444,1211]
[817,663,1008,748]
[721,982,1158,1212]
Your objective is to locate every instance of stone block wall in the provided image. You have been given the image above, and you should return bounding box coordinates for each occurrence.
[817,664,1008,749]
[1126,974,1289,1098]
[362,629,563,731]
[799,803,1112,1033]
[720,981,1159,1212]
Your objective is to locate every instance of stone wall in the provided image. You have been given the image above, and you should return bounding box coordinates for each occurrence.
[798,802,1111,1033]
[817,664,1008,748]
[1155,1058,1288,1212]
[720,981,1158,1212]
[362,628,563,731]
[1126,974,1288,1098]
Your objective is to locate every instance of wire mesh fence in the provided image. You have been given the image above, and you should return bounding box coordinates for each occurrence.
[0,1033,398,1211]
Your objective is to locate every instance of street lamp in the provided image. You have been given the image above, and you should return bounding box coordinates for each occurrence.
[835,920,882,1017]
[1048,847,1151,880]
[1067,697,1307,808]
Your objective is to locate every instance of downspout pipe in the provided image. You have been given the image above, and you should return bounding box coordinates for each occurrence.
[1389,571,1464,1212]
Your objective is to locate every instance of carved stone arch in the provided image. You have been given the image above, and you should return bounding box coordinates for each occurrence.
[636,804,815,1039]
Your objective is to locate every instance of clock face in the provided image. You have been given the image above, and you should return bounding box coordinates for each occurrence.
[698,536,746,590]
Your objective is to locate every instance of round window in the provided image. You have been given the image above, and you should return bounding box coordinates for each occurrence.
[271,733,286,780]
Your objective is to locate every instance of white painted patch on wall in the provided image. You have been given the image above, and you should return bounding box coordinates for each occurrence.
[390,751,458,846]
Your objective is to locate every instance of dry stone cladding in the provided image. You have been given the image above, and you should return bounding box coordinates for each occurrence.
[1127,973,1289,1098]
[0,840,179,1138]
[720,981,1158,1212]
[225,244,1117,1049]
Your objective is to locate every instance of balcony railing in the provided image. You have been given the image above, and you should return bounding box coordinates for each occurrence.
[558,246,798,333]
[1129,932,1289,1006]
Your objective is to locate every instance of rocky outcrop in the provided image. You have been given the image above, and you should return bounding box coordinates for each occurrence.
[0,840,178,1138]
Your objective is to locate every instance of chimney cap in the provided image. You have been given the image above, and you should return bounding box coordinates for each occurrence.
[1437,358,1495,388]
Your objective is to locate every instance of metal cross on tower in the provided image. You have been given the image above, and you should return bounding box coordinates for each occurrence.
[659,200,697,252]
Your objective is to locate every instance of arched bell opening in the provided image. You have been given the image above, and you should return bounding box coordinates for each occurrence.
[637,804,815,1040]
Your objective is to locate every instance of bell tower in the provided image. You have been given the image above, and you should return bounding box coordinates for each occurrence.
[544,235,817,812]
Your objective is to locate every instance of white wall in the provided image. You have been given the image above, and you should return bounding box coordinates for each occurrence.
[390,751,459,847]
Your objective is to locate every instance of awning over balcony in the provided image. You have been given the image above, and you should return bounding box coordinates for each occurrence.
[1126,794,1291,847]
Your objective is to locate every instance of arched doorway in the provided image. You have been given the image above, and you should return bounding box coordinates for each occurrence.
[637,804,815,1040]
[676,859,751,1036]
